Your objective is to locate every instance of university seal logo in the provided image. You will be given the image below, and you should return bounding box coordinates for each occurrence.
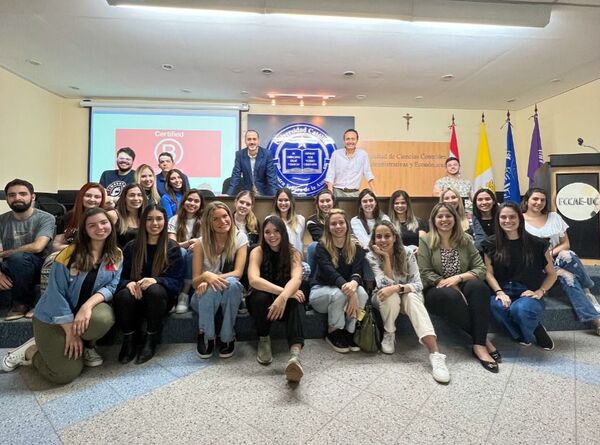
[268,123,336,197]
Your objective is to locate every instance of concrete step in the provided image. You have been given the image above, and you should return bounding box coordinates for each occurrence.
[2,267,599,348]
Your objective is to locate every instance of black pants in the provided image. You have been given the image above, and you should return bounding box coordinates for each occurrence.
[113,284,171,333]
[246,290,305,347]
[424,279,491,346]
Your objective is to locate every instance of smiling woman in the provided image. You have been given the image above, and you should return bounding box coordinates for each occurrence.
[113,204,184,365]
[2,208,122,384]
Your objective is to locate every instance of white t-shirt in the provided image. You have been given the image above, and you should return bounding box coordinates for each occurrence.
[351,214,390,249]
[524,212,569,249]
[199,230,248,273]
[286,215,306,257]
[168,215,198,241]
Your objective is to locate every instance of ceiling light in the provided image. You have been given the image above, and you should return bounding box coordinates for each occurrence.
[299,99,304,107]
[106,0,551,28]
[180,89,191,93]
[343,71,356,77]
[26,59,41,66]
[415,95,424,100]
[507,98,516,103]
[551,78,561,83]
[68,86,80,91]
[240,91,249,96]
[261,68,273,75]
[356,94,367,100]
[162,64,174,71]
[271,99,276,106]
[322,100,327,106]
[441,74,454,81]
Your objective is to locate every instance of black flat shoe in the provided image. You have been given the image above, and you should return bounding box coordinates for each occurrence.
[489,349,502,363]
[135,332,159,364]
[472,350,499,373]
[118,333,137,364]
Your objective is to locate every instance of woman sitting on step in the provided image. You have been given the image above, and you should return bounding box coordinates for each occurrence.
[247,216,306,383]
[1,208,122,384]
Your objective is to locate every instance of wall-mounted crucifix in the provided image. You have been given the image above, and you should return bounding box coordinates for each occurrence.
[403,113,413,130]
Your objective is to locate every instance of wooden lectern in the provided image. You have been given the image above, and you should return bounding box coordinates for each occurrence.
[549,153,600,260]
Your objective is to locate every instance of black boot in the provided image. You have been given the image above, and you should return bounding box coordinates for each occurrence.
[118,332,137,364]
[135,332,159,364]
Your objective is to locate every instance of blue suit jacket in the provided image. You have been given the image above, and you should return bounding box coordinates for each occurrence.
[227,147,278,196]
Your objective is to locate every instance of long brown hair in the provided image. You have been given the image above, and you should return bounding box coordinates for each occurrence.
[320,208,356,268]
[272,187,300,231]
[425,202,470,249]
[116,184,147,235]
[388,189,418,233]
[174,189,204,242]
[131,204,170,279]
[71,208,122,272]
[369,220,407,276]
[200,201,238,268]
[313,188,336,225]
[64,183,106,241]
[357,188,383,234]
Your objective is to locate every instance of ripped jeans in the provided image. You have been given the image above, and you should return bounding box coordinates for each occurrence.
[554,250,600,322]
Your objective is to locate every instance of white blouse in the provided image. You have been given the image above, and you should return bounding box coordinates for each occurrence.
[524,212,569,249]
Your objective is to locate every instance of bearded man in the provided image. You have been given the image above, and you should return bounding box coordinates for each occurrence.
[0,179,55,320]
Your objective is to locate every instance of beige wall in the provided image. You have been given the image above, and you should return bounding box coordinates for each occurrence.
[2,65,599,211]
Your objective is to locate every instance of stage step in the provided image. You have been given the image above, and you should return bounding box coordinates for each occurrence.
[1,267,599,348]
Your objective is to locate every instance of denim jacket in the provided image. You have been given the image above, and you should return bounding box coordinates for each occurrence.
[34,245,123,325]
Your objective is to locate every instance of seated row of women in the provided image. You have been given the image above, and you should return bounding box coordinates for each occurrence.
[5,183,597,388]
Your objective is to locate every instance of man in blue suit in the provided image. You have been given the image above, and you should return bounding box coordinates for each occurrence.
[226,130,278,196]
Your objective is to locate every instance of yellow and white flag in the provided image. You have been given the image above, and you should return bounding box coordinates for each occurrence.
[473,122,496,192]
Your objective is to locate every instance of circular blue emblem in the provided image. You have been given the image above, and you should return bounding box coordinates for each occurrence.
[268,123,337,197]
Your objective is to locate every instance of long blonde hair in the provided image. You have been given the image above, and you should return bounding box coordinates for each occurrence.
[234,190,259,235]
[440,187,469,231]
[134,164,161,204]
[320,208,356,268]
[200,201,238,269]
[425,203,469,249]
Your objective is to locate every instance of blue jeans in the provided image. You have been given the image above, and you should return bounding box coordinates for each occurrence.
[0,252,43,307]
[554,250,600,322]
[306,242,318,278]
[309,285,368,333]
[190,277,243,342]
[490,282,545,344]
[180,248,193,283]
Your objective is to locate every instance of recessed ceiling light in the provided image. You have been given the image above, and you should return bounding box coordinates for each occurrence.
[261,67,273,75]
[415,95,424,100]
[550,78,561,83]
[162,64,174,71]
[356,94,367,100]
[441,74,454,81]
[26,59,41,66]
[68,86,80,90]
[343,71,356,77]
[240,90,249,96]
[507,98,516,103]
[180,88,191,93]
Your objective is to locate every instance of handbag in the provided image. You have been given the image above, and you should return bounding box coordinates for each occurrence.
[353,296,381,353]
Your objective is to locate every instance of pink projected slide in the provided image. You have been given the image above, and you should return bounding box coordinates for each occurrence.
[115,129,222,177]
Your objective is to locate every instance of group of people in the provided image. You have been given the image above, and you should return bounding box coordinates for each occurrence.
[1,132,599,388]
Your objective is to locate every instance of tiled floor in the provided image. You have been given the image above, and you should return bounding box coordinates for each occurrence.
[2,330,600,444]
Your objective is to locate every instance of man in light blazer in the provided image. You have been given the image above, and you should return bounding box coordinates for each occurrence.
[226,130,278,196]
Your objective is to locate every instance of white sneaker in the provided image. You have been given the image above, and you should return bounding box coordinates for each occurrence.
[83,347,104,367]
[429,352,450,384]
[585,292,600,313]
[1,337,36,372]
[381,332,395,354]
[175,292,189,314]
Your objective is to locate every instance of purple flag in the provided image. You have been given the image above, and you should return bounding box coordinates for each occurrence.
[527,114,543,188]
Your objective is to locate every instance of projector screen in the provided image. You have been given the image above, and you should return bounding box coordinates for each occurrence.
[89,107,240,194]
